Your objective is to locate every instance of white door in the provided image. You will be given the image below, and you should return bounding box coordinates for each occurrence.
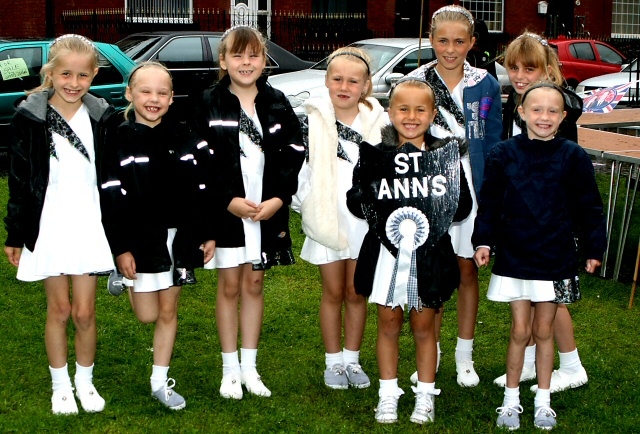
[231,0,272,38]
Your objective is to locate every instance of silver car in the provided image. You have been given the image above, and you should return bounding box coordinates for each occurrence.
[576,59,639,107]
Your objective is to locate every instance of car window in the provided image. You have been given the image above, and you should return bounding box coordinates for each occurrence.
[596,43,623,65]
[117,36,162,61]
[154,37,204,64]
[206,37,221,67]
[392,48,435,75]
[569,42,595,61]
[92,53,124,86]
[0,46,43,93]
[350,44,403,75]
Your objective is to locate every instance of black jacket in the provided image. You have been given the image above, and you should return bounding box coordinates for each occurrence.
[472,134,606,280]
[100,113,215,273]
[5,90,113,251]
[346,127,472,308]
[193,75,305,267]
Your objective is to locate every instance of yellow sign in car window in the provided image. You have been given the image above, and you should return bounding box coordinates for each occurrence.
[0,58,30,81]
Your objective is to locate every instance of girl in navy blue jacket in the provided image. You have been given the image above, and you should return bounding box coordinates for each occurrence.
[193,26,305,400]
[473,82,606,430]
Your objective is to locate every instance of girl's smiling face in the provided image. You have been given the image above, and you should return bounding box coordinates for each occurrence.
[388,84,437,148]
[430,21,475,75]
[126,66,173,127]
[517,87,567,141]
[220,44,266,90]
[507,61,547,95]
[47,52,98,110]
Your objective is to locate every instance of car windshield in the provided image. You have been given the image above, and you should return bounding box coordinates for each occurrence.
[310,43,404,75]
[116,36,162,61]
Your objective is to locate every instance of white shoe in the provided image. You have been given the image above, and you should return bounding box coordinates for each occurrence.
[375,394,401,423]
[220,373,243,399]
[456,360,480,387]
[75,384,105,412]
[409,386,439,424]
[241,369,271,397]
[51,388,79,415]
[530,366,588,393]
[494,364,537,387]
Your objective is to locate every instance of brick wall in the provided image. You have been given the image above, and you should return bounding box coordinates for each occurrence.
[0,0,47,38]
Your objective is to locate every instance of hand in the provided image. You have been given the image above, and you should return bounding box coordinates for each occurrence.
[253,197,283,221]
[227,197,259,219]
[473,247,491,268]
[585,259,602,274]
[4,246,22,267]
[116,252,137,280]
[202,240,216,264]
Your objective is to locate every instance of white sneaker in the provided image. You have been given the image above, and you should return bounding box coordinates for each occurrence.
[375,394,401,423]
[456,360,480,387]
[51,388,79,415]
[494,364,537,387]
[220,372,243,399]
[530,366,588,393]
[409,386,439,424]
[75,384,105,412]
[241,369,271,397]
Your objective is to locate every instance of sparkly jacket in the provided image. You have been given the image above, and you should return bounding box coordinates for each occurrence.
[472,135,606,280]
[5,90,113,251]
[193,75,305,268]
[346,126,472,307]
[100,113,215,273]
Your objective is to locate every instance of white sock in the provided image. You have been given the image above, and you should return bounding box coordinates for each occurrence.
[325,351,344,370]
[222,351,241,376]
[50,364,73,392]
[455,337,473,363]
[416,381,435,394]
[343,348,359,366]
[558,348,582,374]
[503,386,520,407]
[150,365,169,392]
[524,345,536,370]
[534,388,551,409]
[74,362,94,390]
[379,378,399,397]
[240,348,258,373]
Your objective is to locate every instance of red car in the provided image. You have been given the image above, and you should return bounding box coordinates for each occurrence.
[549,38,627,90]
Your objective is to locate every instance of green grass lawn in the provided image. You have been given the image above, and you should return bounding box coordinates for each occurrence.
[0,173,639,433]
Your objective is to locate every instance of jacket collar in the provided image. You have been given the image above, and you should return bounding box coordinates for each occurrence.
[17,88,110,123]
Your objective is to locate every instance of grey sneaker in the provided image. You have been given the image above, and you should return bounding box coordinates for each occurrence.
[151,378,186,410]
[324,364,348,390]
[409,387,439,424]
[496,404,523,430]
[345,363,370,389]
[534,406,557,430]
[107,270,125,296]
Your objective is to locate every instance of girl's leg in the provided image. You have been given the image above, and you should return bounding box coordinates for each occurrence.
[496,300,531,430]
[551,304,588,391]
[319,260,348,389]
[494,306,537,386]
[455,257,480,387]
[238,264,271,397]
[342,259,369,387]
[532,301,559,429]
[375,305,404,424]
[216,266,243,399]
[44,276,78,415]
[69,274,105,412]
[409,307,438,424]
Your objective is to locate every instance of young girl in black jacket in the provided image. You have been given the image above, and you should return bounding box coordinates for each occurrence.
[193,26,304,400]
[101,62,215,410]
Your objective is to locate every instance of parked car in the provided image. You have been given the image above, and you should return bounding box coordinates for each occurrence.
[0,39,135,153]
[115,31,314,113]
[268,38,438,115]
[269,38,510,115]
[576,58,639,107]
[549,38,627,90]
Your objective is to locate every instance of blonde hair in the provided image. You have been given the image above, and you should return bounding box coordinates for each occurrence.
[218,26,269,81]
[29,34,98,95]
[326,47,373,109]
[124,61,173,120]
[430,5,475,40]
[504,31,563,84]
[388,78,436,109]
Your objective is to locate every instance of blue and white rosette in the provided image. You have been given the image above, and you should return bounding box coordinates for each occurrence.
[385,207,429,310]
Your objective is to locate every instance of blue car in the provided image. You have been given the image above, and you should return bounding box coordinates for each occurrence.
[0,39,136,153]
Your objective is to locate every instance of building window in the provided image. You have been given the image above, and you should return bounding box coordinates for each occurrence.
[461,0,504,33]
[125,0,193,24]
[612,0,640,37]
